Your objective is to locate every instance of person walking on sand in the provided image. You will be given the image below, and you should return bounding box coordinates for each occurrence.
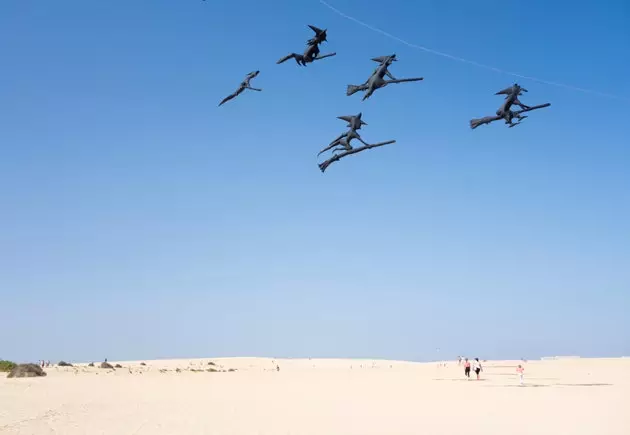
[464,358,471,379]
[472,358,482,380]
[516,364,525,385]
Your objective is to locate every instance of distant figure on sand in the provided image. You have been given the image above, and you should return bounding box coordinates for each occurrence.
[472,358,482,380]
[516,365,525,385]
[464,358,471,379]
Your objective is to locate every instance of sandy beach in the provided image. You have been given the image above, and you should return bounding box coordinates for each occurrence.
[1,357,628,434]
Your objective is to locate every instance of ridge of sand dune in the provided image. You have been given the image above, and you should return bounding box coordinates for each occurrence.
[1,358,628,434]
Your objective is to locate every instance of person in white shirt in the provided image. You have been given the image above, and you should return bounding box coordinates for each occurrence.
[516,365,525,385]
[472,358,482,380]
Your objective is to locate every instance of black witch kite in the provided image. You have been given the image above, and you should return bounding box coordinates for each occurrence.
[318,113,396,173]
[470,83,551,129]
[218,71,262,106]
[346,54,424,101]
[277,25,336,66]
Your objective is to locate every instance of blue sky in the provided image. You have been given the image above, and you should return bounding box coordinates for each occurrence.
[1,0,628,363]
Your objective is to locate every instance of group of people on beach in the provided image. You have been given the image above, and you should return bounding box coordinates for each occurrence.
[458,357,483,380]
[457,356,526,384]
[39,360,50,368]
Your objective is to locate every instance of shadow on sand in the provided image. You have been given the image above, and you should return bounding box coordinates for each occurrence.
[489,384,551,388]
[432,378,488,382]
[555,383,613,387]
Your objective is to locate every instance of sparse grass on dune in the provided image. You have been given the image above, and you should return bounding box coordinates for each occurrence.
[7,363,47,378]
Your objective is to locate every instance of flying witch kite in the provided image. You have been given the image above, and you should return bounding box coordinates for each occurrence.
[470,83,551,129]
[277,25,336,66]
[218,71,262,107]
[346,54,424,101]
[317,113,396,173]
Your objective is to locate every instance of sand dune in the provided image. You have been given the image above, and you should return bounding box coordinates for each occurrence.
[1,357,628,434]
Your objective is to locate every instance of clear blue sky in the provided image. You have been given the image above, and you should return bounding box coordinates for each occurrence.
[1,0,628,363]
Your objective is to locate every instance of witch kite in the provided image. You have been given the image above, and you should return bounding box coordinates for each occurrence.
[218,71,262,106]
[346,54,423,101]
[470,83,551,129]
[317,113,396,173]
[277,25,336,66]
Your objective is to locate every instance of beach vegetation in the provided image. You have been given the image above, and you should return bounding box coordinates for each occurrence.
[0,360,17,372]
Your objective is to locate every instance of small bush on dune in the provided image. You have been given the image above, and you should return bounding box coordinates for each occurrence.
[88,362,95,367]
[207,368,218,372]
[100,362,114,369]
[58,361,73,367]
[207,362,216,366]
[140,362,146,366]
[114,364,122,368]
[0,360,17,372]
[7,364,47,378]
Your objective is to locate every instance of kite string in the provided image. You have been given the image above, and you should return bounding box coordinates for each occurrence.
[319,0,629,102]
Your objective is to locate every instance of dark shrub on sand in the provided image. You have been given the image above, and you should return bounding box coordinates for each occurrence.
[228,368,237,372]
[140,362,147,366]
[7,364,47,378]
[0,360,17,372]
[115,364,123,368]
[88,362,95,367]
[58,361,73,367]
[100,362,114,369]
[207,362,216,366]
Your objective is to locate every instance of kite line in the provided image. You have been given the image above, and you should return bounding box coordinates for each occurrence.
[319,0,629,102]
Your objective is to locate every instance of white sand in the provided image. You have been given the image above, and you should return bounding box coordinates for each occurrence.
[1,357,628,434]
